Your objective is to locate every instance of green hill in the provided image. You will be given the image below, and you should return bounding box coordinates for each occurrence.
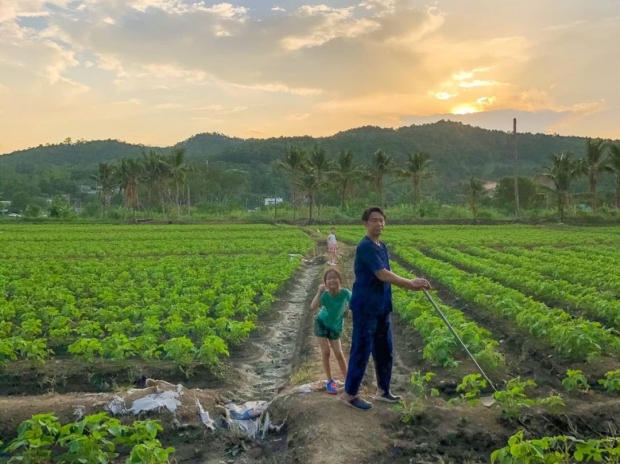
[0,121,613,211]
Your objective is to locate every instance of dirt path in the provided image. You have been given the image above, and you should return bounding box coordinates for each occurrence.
[233,261,323,399]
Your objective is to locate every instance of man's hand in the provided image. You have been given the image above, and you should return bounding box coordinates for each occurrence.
[408,278,431,291]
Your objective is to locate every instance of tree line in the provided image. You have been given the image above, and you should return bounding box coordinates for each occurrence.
[277,139,620,223]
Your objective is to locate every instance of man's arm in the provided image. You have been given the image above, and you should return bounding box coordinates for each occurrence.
[375,269,431,291]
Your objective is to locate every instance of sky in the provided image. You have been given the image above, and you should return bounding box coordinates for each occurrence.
[1,0,619,154]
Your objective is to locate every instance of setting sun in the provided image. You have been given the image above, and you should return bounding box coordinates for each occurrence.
[451,105,479,115]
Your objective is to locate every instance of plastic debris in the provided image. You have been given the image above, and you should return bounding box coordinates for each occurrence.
[196,399,216,430]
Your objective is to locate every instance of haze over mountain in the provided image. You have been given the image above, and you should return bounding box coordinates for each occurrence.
[0,121,598,183]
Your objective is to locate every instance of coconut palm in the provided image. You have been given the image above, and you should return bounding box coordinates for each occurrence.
[329,150,361,212]
[398,151,433,212]
[167,148,189,216]
[577,138,607,212]
[541,153,579,223]
[116,157,142,218]
[277,146,307,220]
[309,144,332,219]
[142,150,168,212]
[367,149,394,207]
[605,143,620,209]
[466,177,485,225]
[298,164,320,224]
[90,162,116,219]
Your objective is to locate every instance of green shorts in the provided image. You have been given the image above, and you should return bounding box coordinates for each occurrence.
[314,316,342,341]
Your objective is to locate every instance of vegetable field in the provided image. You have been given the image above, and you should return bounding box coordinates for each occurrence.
[0,224,314,374]
[3,222,620,463]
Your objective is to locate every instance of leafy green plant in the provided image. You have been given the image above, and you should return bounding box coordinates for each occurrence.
[4,413,174,464]
[493,377,536,419]
[491,430,620,463]
[5,413,61,463]
[392,371,435,423]
[450,374,487,405]
[599,369,620,392]
[57,412,127,463]
[561,369,590,392]
[536,394,565,414]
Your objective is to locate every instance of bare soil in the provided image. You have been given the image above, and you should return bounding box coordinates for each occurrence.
[2,232,620,464]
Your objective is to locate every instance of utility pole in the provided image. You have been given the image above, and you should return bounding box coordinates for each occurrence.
[274,194,277,222]
[513,118,520,219]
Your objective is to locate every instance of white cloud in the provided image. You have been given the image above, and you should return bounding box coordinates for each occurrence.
[1,0,619,153]
[286,112,310,120]
[154,102,182,109]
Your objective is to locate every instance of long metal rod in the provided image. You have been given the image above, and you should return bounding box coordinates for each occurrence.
[422,290,498,392]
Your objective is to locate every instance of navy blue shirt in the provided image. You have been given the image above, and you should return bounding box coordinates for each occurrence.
[350,235,393,315]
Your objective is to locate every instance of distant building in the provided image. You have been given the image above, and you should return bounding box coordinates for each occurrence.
[264,197,283,206]
[0,200,10,214]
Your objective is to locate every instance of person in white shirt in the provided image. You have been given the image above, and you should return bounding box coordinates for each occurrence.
[327,227,338,265]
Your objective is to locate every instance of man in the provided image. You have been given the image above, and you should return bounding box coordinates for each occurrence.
[340,207,431,410]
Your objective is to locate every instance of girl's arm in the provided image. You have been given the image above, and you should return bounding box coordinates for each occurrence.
[310,284,326,311]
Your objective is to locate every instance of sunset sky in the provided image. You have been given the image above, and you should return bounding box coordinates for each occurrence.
[1,0,619,154]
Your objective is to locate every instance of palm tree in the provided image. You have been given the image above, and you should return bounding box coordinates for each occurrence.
[329,150,361,212]
[277,146,307,220]
[577,139,607,212]
[90,162,116,219]
[367,149,394,207]
[167,148,189,217]
[116,157,142,218]
[466,178,485,225]
[309,144,331,219]
[541,153,579,223]
[398,151,433,213]
[142,150,167,212]
[605,143,620,209]
[298,164,320,224]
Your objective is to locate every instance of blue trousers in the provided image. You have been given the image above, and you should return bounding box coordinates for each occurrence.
[345,312,393,396]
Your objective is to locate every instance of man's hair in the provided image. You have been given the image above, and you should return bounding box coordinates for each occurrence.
[361,206,386,221]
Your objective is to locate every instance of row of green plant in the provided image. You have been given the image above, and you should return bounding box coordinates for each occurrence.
[0,235,313,259]
[396,369,620,462]
[390,263,504,369]
[494,246,620,297]
[491,431,620,463]
[337,224,620,250]
[0,412,173,464]
[390,247,620,361]
[0,225,313,366]
[433,246,620,328]
[562,369,620,393]
[0,253,299,366]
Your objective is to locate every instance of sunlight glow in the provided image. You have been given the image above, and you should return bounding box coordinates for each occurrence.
[451,105,478,115]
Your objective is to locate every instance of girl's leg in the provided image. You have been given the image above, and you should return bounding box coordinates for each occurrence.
[317,337,332,380]
[329,339,347,379]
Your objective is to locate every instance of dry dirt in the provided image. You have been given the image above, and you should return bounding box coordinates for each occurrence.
[2,230,620,464]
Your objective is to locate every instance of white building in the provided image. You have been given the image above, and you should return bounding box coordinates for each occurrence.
[264,197,283,206]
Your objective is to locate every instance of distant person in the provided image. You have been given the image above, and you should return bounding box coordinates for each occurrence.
[310,268,351,394]
[341,206,431,410]
[327,227,338,265]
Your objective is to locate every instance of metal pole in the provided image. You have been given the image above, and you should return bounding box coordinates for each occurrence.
[513,118,520,219]
[423,290,498,392]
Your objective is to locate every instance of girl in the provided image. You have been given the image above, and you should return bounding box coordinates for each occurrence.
[310,268,351,394]
[327,227,338,265]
